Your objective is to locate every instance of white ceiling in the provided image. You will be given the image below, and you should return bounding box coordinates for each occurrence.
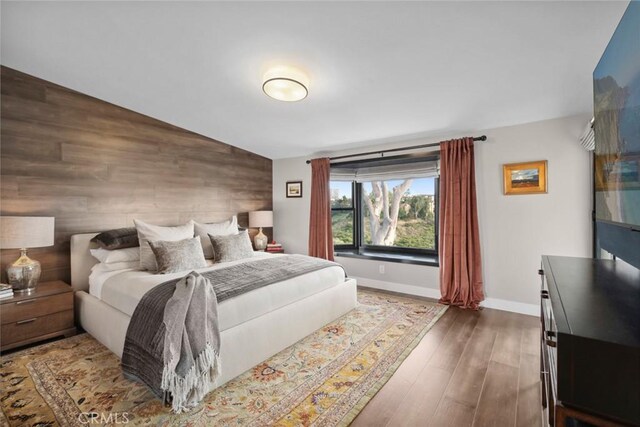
[0,1,628,159]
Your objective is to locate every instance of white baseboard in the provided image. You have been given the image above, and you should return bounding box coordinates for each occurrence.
[481,297,539,316]
[352,276,539,317]
[353,276,442,300]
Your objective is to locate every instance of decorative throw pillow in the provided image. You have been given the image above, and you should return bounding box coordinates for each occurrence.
[208,230,254,263]
[194,216,239,259]
[149,237,207,274]
[91,227,139,249]
[134,219,195,271]
[90,247,140,264]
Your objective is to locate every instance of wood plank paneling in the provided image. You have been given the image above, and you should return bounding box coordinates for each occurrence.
[0,66,272,283]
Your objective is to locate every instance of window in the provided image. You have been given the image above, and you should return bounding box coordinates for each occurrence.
[330,155,439,260]
[331,181,356,246]
[361,178,437,252]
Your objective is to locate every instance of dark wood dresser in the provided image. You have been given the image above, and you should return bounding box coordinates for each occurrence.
[540,256,640,426]
[0,280,76,352]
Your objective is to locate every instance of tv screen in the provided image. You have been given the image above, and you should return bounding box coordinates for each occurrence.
[593,1,640,229]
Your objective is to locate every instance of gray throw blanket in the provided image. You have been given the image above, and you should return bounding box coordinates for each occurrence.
[163,272,219,413]
[122,255,343,412]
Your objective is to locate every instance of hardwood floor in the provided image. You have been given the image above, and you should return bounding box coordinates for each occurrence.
[351,303,543,427]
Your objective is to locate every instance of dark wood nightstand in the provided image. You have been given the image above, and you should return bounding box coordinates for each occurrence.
[0,280,76,352]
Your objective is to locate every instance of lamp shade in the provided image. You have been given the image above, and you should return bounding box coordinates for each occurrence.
[0,216,55,249]
[249,211,273,228]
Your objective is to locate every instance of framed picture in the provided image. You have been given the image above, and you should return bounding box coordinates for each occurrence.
[286,181,303,198]
[503,160,547,195]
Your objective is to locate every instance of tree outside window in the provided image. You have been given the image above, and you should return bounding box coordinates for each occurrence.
[331,177,437,254]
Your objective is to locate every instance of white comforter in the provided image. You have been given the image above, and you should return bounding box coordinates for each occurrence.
[89,253,346,332]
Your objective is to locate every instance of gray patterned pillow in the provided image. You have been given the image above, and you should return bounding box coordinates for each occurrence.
[91,227,139,249]
[208,230,254,263]
[148,237,207,274]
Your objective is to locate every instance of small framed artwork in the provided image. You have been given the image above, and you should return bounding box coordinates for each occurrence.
[286,181,303,198]
[503,160,547,195]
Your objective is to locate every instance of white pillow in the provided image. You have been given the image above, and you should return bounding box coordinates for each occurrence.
[91,260,140,272]
[134,219,195,271]
[194,216,238,259]
[90,247,140,264]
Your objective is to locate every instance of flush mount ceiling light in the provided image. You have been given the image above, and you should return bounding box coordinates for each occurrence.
[262,66,309,102]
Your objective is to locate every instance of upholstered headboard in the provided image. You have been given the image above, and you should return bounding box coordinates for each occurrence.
[70,233,99,292]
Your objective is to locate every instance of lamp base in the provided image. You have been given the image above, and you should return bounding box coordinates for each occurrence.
[254,228,268,251]
[6,249,41,294]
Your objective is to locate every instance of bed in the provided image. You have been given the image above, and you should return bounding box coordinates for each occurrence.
[70,232,358,388]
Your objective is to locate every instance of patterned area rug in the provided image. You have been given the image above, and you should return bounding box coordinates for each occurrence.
[0,290,447,426]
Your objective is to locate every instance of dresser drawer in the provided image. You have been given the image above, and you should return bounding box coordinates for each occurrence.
[1,310,74,345]
[1,292,73,325]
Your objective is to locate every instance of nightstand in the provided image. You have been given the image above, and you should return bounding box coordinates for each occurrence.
[1,280,76,352]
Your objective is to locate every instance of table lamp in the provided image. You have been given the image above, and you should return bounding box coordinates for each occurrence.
[0,216,55,293]
[249,211,273,251]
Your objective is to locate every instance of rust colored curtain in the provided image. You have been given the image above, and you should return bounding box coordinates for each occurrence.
[439,138,484,309]
[308,158,334,261]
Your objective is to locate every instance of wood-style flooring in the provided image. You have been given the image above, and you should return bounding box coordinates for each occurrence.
[351,297,542,427]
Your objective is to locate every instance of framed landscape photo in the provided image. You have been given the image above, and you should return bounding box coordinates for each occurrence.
[286,181,303,198]
[503,160,547,195]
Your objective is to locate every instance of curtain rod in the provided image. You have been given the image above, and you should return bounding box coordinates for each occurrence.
[305,135,487,164]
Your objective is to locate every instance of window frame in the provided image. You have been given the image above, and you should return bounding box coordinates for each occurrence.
[330,169,439,258]
[331,181,359,250]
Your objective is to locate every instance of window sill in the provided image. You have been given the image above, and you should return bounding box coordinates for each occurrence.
[335,250,439,267]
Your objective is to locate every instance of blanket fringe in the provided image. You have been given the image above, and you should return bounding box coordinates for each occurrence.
[161,343,221,413]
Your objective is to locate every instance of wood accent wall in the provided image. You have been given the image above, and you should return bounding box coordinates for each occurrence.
[0,66,273,283]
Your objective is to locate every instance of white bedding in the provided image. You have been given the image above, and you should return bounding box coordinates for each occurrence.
[88,252,347,332]
[89,259,218,297]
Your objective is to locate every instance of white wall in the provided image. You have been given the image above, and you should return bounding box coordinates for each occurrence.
[273,114,592,313]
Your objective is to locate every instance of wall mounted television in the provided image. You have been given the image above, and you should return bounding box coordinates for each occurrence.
[593,1,640,270]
